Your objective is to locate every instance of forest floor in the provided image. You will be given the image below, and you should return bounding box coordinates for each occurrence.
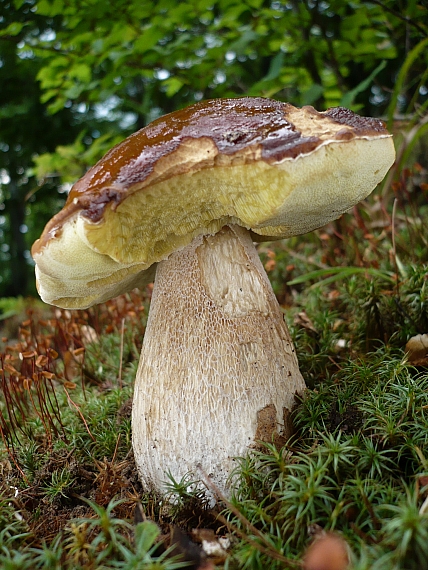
[1,168,428,569]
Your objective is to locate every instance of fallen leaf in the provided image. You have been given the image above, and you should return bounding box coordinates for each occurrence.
[303,532,350,570]
[169,526,214,570]
[405,334,428,366]
[294,311,318,335]
[418,475,428,491]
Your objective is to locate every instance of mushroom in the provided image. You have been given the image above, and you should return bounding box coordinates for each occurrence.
[31,97,395,493]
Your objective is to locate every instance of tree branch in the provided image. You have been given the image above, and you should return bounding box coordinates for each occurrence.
[369,0,427,37]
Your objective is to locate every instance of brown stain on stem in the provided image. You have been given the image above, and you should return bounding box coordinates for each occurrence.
[254,404,293,448]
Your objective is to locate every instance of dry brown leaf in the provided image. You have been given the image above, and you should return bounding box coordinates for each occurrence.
[294,311,318,335]
[303,532,350,570]
[405,334,428,366]
[168,526,214,570]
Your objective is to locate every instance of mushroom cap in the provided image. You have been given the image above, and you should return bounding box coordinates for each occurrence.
[31,97,395,309]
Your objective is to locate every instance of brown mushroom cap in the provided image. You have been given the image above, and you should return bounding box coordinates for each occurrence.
[31,97,395,309]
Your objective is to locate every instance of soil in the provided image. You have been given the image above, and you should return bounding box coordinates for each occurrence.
[327,400,363,434]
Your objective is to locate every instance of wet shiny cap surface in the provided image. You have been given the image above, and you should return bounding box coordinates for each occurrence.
[32,97,391,255]
[64,99,389,213]
[31,97,395,309]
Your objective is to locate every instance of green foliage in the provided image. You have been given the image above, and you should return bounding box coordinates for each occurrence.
[33,132,124,184]
[0,498,186,569]
[380,489,428,569]
[163,471,212,526]
[0,297,27,320]
[0,0,427,296]
[226,360,428,567]
[42,468,76,503]
[214,189,428,567]
[287,266,395,289]
[0,1,84,296]
[20,0,427,118]
[0,196,427,567]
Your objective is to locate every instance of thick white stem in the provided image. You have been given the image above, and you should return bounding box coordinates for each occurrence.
[132,225,305,493]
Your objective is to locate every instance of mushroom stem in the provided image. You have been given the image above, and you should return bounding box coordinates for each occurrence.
[132,225,306,493]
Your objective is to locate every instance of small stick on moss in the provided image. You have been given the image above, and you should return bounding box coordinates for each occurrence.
[391,197,401,298]
[63,385,96,442]
[118,318,125,389]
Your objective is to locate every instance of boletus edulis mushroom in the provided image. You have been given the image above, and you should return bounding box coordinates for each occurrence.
[31,97,395,494]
